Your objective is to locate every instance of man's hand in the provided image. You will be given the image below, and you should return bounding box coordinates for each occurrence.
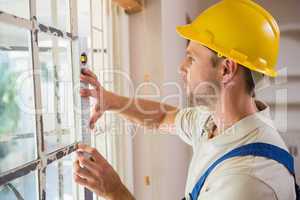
[80,68,114,129]
[73,144,135,200]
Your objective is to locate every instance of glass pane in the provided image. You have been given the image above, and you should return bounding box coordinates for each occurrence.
[78,0,91,37]
[0,22,37,173]
[38,33,75,153]
[0,172,37,200]
[36,0,70,32]
[91,0,103,29]
[46,154,76,200]
[0,0,30,19]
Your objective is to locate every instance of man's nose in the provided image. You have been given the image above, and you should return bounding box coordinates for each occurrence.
[180,57,189,73]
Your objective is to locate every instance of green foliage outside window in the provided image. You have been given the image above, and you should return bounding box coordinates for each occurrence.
[0,54,20,135]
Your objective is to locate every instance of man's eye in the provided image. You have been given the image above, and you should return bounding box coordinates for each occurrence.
[189,56,196,63]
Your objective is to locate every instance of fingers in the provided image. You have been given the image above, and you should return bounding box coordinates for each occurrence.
[80,74,100,88]
[73,160,95,182]
[73,174,96,192]
[80,87,104,129]
[81,68,98,80]
[77,144,107,164]
[77,153,102,176]
[89,111,103,129]
[73,174,88,185]
[80,88,92,97]
[80,88,98,98]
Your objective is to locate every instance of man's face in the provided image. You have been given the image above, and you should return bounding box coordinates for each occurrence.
[180,42,221,106]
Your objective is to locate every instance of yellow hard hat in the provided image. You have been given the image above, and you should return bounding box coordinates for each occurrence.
[176,0,280,77]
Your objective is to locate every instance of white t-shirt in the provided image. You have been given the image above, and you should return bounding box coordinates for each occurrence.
[175,102,296,200]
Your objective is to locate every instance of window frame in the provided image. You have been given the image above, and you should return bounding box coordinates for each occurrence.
[0,0,129,199]
[0,0,83,199]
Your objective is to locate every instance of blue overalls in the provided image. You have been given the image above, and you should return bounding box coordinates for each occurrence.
[183,143,300,200]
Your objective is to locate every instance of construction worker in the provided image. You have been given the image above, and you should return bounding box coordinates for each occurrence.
[73,0,298,199]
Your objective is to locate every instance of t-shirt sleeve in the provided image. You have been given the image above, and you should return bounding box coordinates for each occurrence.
[198,174,277,200]
[175,106,211,146]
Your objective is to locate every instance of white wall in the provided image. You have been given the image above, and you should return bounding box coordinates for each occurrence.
[128,0,204,199]
[129,0,165,199]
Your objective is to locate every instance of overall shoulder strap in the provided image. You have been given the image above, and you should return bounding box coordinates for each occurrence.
[189,142,295,200]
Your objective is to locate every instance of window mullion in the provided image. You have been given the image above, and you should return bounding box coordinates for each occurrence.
[49,0,65,199]
[29,0,46,199]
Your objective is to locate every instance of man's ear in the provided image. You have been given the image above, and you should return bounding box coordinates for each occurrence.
[220,59,239,84]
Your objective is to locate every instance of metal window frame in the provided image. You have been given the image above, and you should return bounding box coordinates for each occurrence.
[0,0,120,199]
[0,0,81,199]
[0,142,78,186]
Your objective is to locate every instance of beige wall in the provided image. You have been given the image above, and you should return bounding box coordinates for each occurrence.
[128,0,300,199]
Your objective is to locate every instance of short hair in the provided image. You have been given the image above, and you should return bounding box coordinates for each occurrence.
[210,50,255,97]
[243,67,255,97]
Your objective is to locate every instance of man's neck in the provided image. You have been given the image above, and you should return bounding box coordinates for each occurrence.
[211,92,258,136]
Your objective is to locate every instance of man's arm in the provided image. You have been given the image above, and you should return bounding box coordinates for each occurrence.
[80,68,179,132]
[108,92,179,130]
